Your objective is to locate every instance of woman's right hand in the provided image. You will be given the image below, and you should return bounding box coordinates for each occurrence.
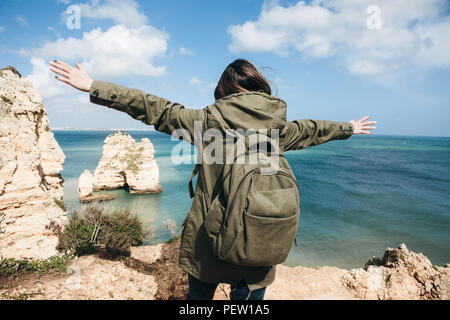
[349,116,377,135]
[49,60,93,92]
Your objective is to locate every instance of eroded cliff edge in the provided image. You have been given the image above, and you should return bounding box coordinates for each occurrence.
[1,241,448,300]
[0,67,67,259]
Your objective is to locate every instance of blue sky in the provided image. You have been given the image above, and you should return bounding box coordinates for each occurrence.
[1,0,449,136]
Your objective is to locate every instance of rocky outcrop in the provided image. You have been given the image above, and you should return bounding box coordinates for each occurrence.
[1,242,448,300]
[0,241,184,300]
[77,170,115,203]
[0,67,67,260]
[214,243,449,300]
[267,244,449,300]
[79,194,116,203]
[341,243,449,300]
[0,245,163,300]
[78,170,94,200]
[90,131,162,195]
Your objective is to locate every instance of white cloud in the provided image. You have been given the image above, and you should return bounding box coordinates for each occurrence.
[24,0,168,104]
[74,0,148,28]
[27,24,168,80]
[15,16,28,27]
[179,47,194,56]
[0,26,4,32]
[228,0,450,75]
[189,77,202,85]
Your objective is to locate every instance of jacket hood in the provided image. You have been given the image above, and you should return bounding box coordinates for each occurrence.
[211,91,287,132]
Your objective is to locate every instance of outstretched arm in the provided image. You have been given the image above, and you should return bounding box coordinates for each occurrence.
[49,60,205,140]
[283,117,376,151]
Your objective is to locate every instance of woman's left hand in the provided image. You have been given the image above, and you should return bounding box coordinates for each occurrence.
[49,60,93,92]
[349,116,377,135]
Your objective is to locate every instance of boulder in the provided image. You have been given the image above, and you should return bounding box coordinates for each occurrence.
[341,243,449,300]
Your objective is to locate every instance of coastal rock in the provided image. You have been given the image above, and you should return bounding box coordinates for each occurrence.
[0,253,159,300]
[80,194,116,203]
[0,242,448,300]
[0,67,67,260]
[77,170,116,203]
[92,131,162,194]
[341,243,449,300]
[78,170,94,200]
[215,243,449,300]
[0,241,176,300]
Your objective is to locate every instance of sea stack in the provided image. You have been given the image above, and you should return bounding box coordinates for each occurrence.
[88,131,162,195]
[78,170,95,199]
[0,67,67,260]
[77,169,116,203]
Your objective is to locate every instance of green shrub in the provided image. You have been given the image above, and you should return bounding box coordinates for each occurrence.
[52,205,148,258]
[126,150,141,174]
[107,131,129,138]
[165,235,180,244]
[53,197,67,211]
[0,255,72,278]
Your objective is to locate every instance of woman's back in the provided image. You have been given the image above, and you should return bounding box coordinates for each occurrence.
[49,57,375,298]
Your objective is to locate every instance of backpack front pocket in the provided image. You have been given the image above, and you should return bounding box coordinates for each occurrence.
[240,211,298,266]
[246,187,298,218]
[222,186,299,267]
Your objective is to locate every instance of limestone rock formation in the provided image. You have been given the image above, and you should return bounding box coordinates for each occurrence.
[92,131,162,194]
[77,170,116,203]
[215,243,449,300]
[0,242,448,300]
[341,243,449,300]
[78,170,94,199]
[0,67,67,260]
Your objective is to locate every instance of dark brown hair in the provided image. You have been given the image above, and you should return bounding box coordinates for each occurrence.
[214,59,271,100]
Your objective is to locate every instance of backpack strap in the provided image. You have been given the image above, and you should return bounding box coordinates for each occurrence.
[187,105,283,199]
[188,163,201,198]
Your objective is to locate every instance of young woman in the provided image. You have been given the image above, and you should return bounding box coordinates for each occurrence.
[50,59,376,300]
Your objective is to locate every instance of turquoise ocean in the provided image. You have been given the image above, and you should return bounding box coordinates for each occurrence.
[54,131,450,269]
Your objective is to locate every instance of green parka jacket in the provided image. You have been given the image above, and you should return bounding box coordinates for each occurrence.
[89,80,354,291]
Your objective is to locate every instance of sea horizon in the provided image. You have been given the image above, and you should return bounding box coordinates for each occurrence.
[51,128,450,139]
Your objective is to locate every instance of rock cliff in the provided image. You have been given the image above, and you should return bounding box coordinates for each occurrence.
[1,242,448,300]
[0,67,67,260]
[78,131,162,199]
[340,243,448,299]
[259,243,449,300]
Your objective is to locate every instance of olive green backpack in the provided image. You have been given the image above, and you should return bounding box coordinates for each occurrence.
[200,109,300,267]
